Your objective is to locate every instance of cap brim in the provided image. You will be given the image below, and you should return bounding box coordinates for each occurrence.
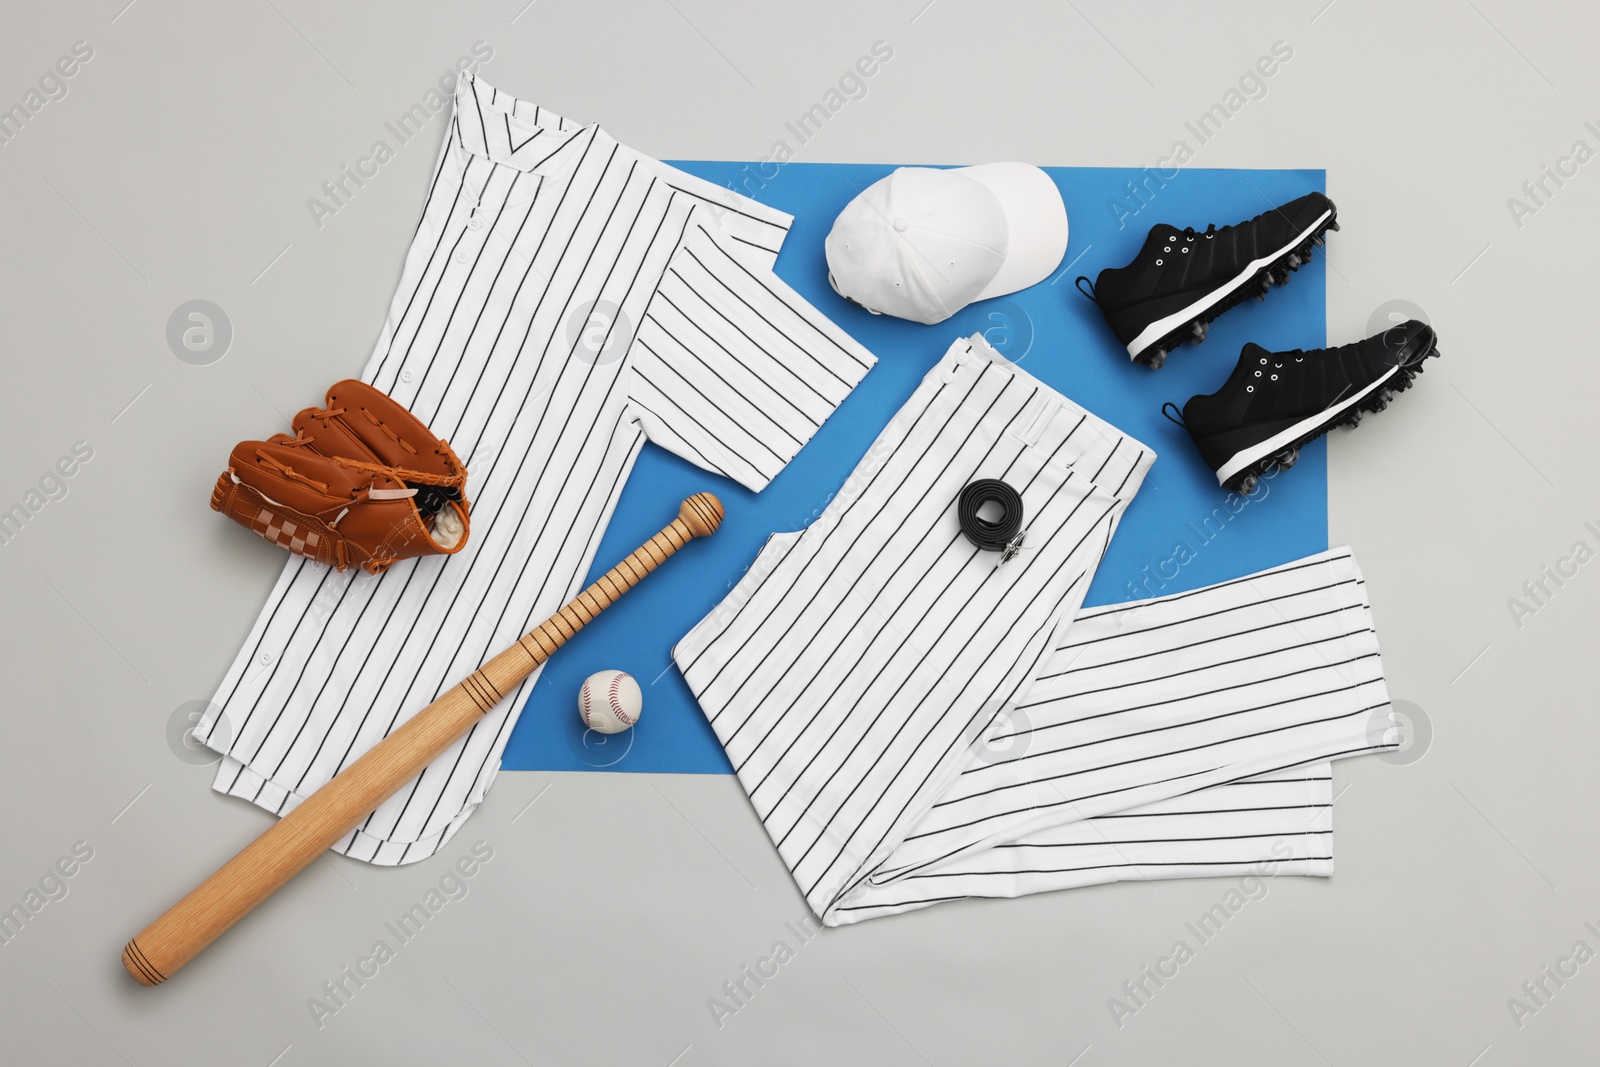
[959,163,1069,301]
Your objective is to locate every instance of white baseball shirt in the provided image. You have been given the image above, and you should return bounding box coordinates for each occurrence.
[196,73,876,864]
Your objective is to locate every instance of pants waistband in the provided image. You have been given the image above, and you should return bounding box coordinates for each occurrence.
[930,333,1156,502]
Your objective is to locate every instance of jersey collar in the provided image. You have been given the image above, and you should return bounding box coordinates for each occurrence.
[451,72,600,177]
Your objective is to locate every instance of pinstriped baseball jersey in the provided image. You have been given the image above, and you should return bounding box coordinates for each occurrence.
[675,335,1397,924]
[195,73,875,864]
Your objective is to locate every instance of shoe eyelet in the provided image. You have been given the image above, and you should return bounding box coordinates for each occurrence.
[1247,385,1254,392]
[1206,233,1213,239]
[1181,247,1189,253]
[1156,258,1163,265]
[1260,358,1267,364]
[1169,235,1177,241]
[1254,370,1262,377]
[1271,374,1278,380]
[1186,236,1194,241]
[1164,246,1171,252]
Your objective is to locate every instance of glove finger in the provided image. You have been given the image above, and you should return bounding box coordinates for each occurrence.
[320,380,464,482]
[230,439,368,518]
[290,393,383,466]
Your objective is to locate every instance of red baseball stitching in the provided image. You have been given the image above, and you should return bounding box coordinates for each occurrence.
[607,674,637,725]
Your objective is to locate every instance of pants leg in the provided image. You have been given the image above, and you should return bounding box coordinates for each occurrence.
[834,765,1336,923]
[674,334,1155,924]
[676,335,1397,927]
[838,548,1396,923]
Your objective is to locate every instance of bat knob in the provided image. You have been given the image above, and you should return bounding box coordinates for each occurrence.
[123,938,165,986]
[678,493,724,539]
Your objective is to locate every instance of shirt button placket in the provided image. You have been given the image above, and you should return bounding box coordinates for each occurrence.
[457,196,485,262]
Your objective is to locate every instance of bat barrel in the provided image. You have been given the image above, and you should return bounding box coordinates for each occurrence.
[122,494,721,985]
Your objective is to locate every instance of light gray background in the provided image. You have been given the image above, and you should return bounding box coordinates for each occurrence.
[1,1,1595,1064]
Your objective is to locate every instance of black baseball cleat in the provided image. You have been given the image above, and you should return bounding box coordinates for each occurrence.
[1173,320,1439,494]
[1077,192,1339,369]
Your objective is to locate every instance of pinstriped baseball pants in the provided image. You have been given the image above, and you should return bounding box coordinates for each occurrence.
[675,334,1397,925]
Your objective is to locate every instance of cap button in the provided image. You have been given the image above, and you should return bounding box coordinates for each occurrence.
[892,217,909,232]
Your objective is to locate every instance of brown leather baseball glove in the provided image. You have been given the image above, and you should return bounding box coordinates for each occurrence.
[210,380,470,574]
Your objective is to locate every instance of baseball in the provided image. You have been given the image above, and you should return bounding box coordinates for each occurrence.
[578,670,642,734]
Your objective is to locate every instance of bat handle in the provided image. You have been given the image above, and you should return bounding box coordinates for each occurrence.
[122,493,722,985]
[507,491,723,666]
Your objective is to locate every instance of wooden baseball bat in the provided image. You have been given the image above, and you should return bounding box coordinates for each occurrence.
[122,492,724,986]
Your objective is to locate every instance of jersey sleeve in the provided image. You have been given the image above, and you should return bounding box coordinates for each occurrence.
[654,174,793,268]
[626,220,877,492]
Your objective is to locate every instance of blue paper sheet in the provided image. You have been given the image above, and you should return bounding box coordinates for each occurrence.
[500,163,1328,774]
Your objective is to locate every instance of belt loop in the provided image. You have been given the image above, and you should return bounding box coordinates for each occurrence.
[1010,396,1062,447]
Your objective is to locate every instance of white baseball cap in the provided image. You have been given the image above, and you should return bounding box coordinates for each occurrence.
[824,163,1068,325]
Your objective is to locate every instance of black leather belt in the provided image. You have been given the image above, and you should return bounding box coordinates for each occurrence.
[958,479,1026,563]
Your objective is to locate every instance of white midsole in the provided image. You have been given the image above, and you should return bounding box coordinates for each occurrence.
[1213,363,1401,486]
[1125,207,1334,358]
